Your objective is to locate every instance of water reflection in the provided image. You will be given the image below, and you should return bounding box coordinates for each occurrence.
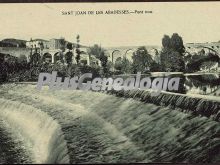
[185,74,220,96]
[114,73,220,96]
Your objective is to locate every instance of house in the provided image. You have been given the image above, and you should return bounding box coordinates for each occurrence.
[26,39,49,49]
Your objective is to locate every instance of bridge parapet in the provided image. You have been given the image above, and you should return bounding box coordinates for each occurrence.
[105,46,161,62]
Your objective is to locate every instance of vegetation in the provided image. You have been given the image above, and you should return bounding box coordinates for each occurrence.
[160,33,185,72]
[88,44,110,76]
[1,33,219,84]
[75,35,81,64]
[114,57,132,74]
[131,46,154,73]
[65,43,74,65]
[185,52,219,72]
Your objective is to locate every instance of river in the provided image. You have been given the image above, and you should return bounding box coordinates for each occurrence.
[0,84,219,163]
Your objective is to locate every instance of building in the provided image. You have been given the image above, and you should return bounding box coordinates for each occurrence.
[26,39,49,49]
[48,38,63,50]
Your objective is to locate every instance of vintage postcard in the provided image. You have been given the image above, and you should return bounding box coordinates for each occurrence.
[0,1,219,164]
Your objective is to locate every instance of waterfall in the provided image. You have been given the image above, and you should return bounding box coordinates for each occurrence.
[107,89,220,121]
[1,84,220,163]
[0,98,70,164]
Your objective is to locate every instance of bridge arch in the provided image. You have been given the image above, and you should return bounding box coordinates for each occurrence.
[186,46,220,72]
[195,46,219,56]
[124,49,136,61]
[111,50,122,63]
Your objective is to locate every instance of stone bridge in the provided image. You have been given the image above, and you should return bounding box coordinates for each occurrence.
[0,47,73,63]
[185,43,220,56]
[1,43,220,64]
[104,46,161,63]
[185,45,220,69]
[41,49,62,63]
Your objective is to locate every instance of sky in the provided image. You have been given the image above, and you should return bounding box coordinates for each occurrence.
[0,2,220,47]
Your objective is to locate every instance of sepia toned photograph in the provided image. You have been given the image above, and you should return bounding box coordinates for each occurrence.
[0,2,219,164]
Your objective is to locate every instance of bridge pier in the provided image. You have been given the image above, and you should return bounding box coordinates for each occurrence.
[51,54,55,63]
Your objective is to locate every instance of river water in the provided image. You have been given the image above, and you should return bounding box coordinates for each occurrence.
[114,73,220,96]
[185,73,220,96]
[0,84,219,163]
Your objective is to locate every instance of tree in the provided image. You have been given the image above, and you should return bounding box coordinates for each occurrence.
[150,61,162,72]
[75,35,81,64]
[67,42,73,50]
[59,38,66,52]
[88,44,110,75]
[59,38,66,64]
[30,53,41,66]
[39,42,44,50]
[154,49,160,64]
[99,50,109,75]
[87,44,102,59]
[106,61,113,72]
[160,33,185,72]
[65,52,73,65]
[114,57,123,71]
[65,43,73,65]
[39,42,44,57]
[170,33,185,54]
[162,35,171,48]
[132,46,153,73]
[114,57,132,74]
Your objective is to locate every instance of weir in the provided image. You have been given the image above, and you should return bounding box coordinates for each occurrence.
[0,84,220,163]
[0,98,70,164]
[0,118,32,163]
[106,89,220,122]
